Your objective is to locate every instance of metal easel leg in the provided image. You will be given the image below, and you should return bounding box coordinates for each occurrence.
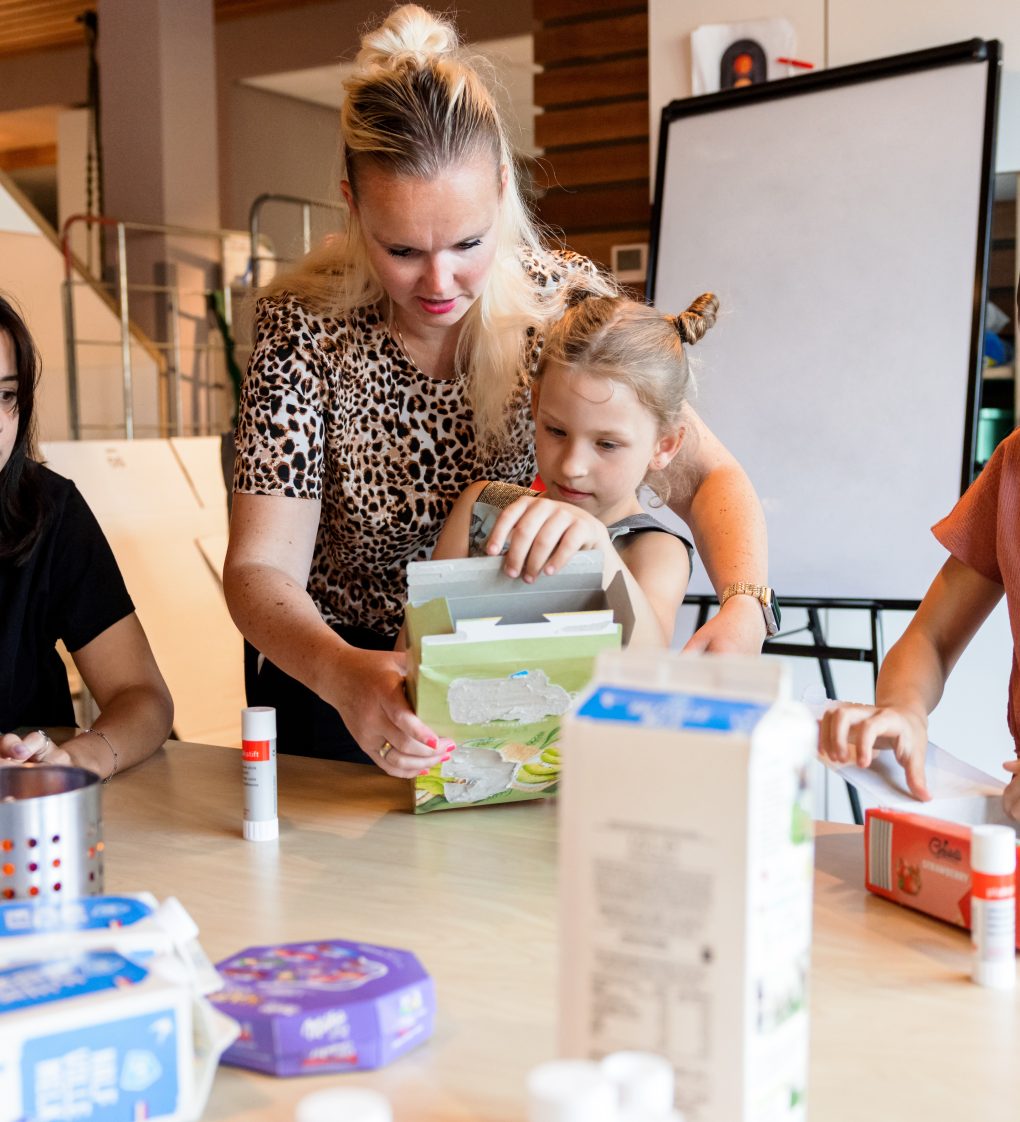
[807,607,864,826]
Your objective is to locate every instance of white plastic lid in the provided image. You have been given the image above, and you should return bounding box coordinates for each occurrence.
[619,1112,686,1122]
[601,1051,674,1114]
[527,1060,619,1122]
[971,825,1018,875]
[242,706,277,741]
[294,1088,392,1122]
[243,816,279,842]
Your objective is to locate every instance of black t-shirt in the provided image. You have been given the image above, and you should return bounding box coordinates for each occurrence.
[0,464,134,730]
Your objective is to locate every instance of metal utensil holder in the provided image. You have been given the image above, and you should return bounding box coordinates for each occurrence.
[0,765,104,901]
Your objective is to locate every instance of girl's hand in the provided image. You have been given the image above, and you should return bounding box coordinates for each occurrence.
[817,702,932,801]
[485,495,612,582]
[1002,760,1020,821]
[0,730,72,767]
[325,647,452,778]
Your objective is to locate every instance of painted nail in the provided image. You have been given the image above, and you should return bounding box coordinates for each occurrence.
[426,736,437,750]
[418,770,429,777]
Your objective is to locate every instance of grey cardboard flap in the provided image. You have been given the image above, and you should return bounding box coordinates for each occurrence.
[441,587,609,626]
[407,551,605,606]
[604,570,635,646]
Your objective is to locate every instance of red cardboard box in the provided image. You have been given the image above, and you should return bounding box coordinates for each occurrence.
[864,807,1020,948]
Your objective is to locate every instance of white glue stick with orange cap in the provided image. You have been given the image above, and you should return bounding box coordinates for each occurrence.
[970,824,1016,989]
[242,706,278,842]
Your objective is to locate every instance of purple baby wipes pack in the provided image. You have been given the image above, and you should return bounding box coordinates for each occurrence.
[209,939,435,1076]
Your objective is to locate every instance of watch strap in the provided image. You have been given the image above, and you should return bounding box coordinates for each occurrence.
[720,583,781,637]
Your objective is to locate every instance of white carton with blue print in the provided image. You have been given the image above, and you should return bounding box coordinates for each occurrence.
[0,893,221,993]
[0,894,237,1122]
[558,653,816,1122]
[0,950,237,1122]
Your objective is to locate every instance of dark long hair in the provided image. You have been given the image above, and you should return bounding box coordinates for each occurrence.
[0,294,48,564]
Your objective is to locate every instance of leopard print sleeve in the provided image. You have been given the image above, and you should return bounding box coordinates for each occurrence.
[233,294,331,499]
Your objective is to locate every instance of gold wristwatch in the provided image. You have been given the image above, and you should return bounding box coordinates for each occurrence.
[720,583,781,637]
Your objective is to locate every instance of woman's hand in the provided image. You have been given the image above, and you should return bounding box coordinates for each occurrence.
[1002,760,1020,821]
[326,647,452,778]
[818,702,932,801]
[485,495,612,581]
[0,729,72,767]
[683,594,766,654]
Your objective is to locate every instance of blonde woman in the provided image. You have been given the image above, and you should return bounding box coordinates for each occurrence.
[223,4,769,777]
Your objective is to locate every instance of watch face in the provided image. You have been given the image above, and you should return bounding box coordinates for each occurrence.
[768,591,781,631]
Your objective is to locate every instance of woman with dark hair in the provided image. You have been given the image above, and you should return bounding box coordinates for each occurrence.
[0,294,173,778]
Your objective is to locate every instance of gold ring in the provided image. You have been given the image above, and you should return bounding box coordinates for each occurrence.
[379,741,393,759]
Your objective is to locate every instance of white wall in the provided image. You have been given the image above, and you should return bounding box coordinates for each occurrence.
[0,175,161,441]
[226,84,343,264]
[650,1,1020,177]
[648,1,825,180]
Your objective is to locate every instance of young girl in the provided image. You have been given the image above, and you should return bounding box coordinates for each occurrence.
[431,291,719,646]
[0,294,174,778]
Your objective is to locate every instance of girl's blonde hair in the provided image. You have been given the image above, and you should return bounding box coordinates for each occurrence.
[537,292,719,499]
[267,4,612,443]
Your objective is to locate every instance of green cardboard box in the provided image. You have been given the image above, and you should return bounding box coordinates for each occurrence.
[405,553,632,813]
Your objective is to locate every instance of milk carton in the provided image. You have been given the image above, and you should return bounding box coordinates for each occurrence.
[558,652,816,1122]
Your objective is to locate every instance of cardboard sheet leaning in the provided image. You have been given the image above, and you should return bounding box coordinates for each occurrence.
[404,552,632,813]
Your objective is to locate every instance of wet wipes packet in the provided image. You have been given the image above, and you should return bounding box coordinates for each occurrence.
[0,950,237,1122]
[404,553,630,813]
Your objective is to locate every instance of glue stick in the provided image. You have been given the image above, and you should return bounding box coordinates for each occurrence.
[970,824,1016,989]
[242,706,278,842]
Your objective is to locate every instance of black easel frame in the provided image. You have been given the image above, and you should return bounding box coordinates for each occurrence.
[651,39,1001,825]
[685,595,921,825]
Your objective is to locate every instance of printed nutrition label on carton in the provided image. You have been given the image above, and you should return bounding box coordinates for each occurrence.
[585,818,716,1112]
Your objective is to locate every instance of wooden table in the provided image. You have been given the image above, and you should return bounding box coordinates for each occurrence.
[102,743,1020,1122]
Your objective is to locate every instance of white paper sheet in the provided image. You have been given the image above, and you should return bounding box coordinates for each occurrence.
[806,694,1015,829]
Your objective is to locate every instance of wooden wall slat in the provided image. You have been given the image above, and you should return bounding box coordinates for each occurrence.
[536,99,648,149]
[992,200,1017,243]
[532,141,649,189]
[0,142,57,170]
[534,2,651,277]
[535,13,647,66]
[535,0,644,20]
[989,248,1017,290]
[536,184,650,233]
[534,55,647,108]
[554,227,649,272]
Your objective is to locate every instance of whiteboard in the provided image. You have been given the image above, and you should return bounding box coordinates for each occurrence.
[649,41,999,602]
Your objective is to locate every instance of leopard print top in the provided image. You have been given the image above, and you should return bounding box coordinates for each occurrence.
[234,246,591,637]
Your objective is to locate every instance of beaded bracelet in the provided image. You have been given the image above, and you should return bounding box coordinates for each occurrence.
[84,727,118,783]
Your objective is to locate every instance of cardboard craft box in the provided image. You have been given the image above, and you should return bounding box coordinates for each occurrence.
[405,552,633,813]
[559,652,816,1122]
[209,939,435,1076]
[865,807,1020,947]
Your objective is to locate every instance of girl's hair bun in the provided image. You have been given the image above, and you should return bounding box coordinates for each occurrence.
[673,292,719,345]
[355,4,459,73]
